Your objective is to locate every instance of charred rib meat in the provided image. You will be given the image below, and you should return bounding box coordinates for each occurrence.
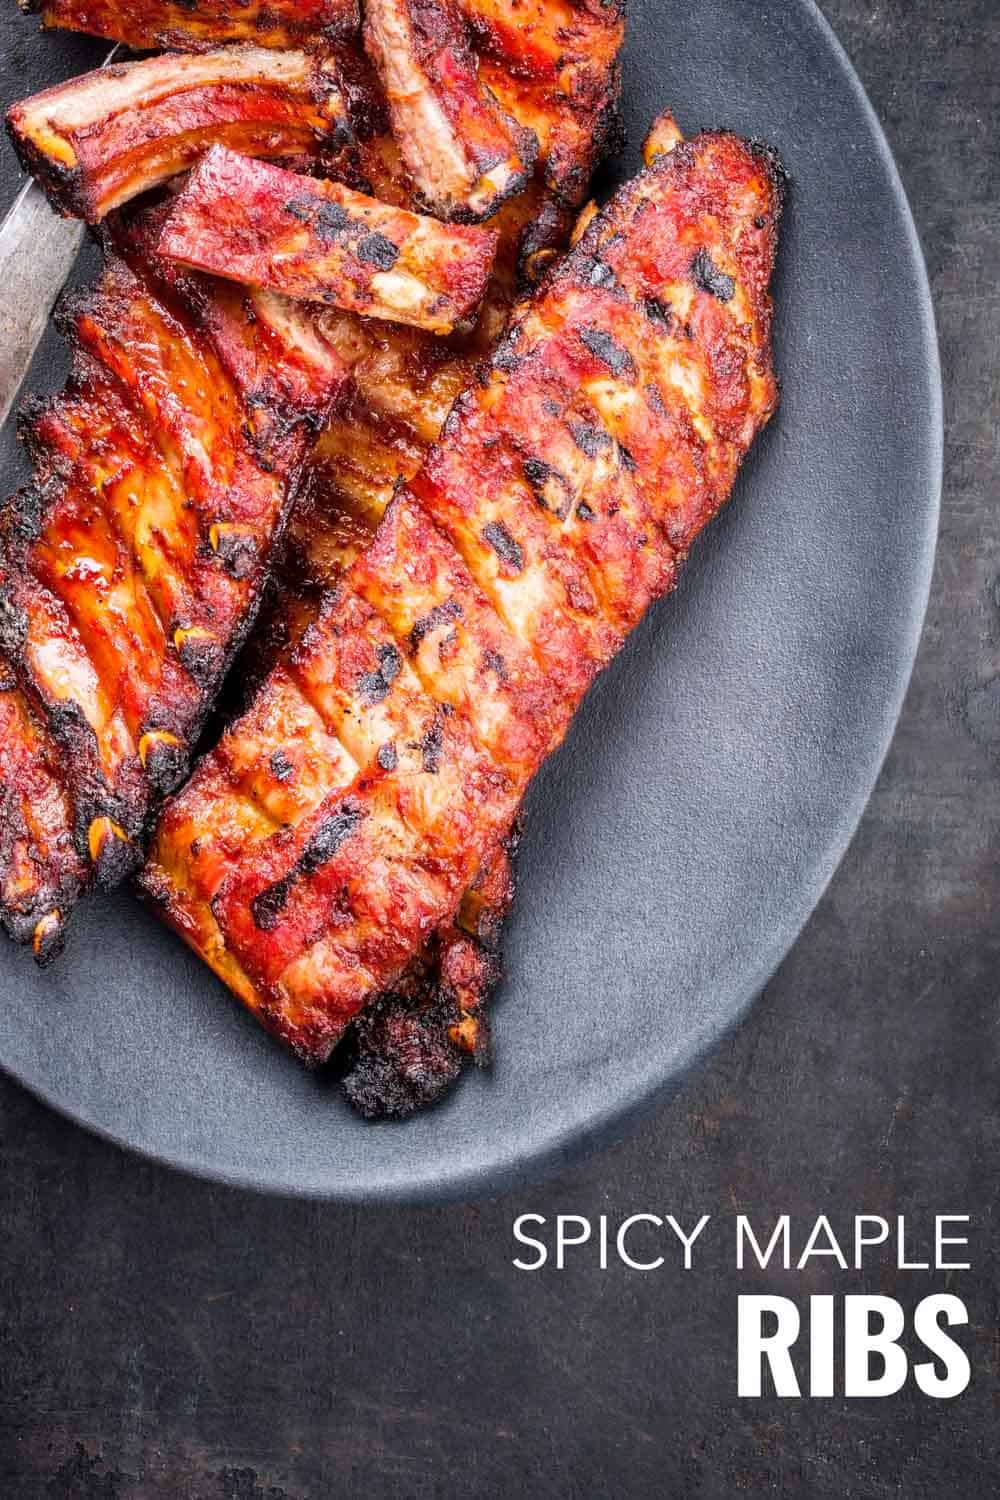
[0,681,86,964]
[137,151,561,1067]
[158,146,500,334]
[364,0,538,221]
[0,241,349,954]
[6,46,352,222]
[18,0,360,53]
[339,830,517,1118]
[142,122,784,1064]
[460,0,625,208]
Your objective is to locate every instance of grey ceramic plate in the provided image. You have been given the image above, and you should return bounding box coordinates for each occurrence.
[0,0,941,1200]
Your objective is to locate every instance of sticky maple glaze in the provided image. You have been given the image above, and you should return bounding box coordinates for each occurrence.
[6,46,353,222]
[276,158,557,600]
[137,153,559,1064]
[460,0,625,207]
[20,0,360,54]
[157,145,500,334]
[142,125,784,1064]
[0,243,348,953]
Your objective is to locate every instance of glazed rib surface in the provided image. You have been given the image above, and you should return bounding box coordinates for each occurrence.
[461,0,625,207]
[158,146,499,334]
[0,681,86,963]
[0,235,349,955]
[142,124,784,1063]
[6,46,352,222]
[20,0,360,52]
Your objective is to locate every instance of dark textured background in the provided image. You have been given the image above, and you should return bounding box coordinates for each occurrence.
[0,1,996,1494]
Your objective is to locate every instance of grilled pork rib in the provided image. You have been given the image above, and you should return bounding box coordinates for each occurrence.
[157,146,500,334]
[461,0,625,207]
[364,0,538,222]
[0,245,348,956]
[18,0,360,52]
[6,46,352,223]
[142,122,784,1064]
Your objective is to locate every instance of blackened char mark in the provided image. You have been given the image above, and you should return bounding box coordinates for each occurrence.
[212,527,259,580]
[250,801,364,930]
[287,197,347,236]
[482,648,508,682]
[522,455,573,518]
[579,326,636,377]
[691,248,736,302]
[338,990,464,1119]
[357,232,400,270]
[270,749,294,782]
[481,520,524,571]
[358,642,403,705]
[410,597,462,649]
[421,719,444,774]
[0,592,28,659]
[570,421,613,459]
[643,296,673,326]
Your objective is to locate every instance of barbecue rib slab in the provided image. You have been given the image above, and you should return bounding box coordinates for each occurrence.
[364,0,538,222]
[158,146,500,334]
[19,0,360,53]
[0,244,349,955]
[142,122,784,1064]
[6,46,352,222]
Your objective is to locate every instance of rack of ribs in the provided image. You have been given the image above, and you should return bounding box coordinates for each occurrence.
[459,0,626,210]
[0,239,350,961]
[141,120,784,1065]
[17,0,361,53]
[0,0,622,973]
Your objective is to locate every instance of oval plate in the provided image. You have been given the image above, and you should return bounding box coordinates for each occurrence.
[0,0,941,1200]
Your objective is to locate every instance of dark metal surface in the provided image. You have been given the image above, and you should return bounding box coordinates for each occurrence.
[0,0,995,1492]
[0,47,117,428]
[0,0,942,1201]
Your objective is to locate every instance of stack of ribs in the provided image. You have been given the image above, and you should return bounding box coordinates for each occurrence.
[1,0,782,1117]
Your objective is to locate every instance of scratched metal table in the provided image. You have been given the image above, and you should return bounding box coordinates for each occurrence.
[0,2,996,1495]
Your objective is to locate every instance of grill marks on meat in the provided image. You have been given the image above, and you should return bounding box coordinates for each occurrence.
[157,146,499,335]
[142,125,784,1064]
[364,0,538,221]
[19,0,360,54]
[0,243,348,955]
[6,46,353,223]
[273,169,551,603]
[151,182,557,1061]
